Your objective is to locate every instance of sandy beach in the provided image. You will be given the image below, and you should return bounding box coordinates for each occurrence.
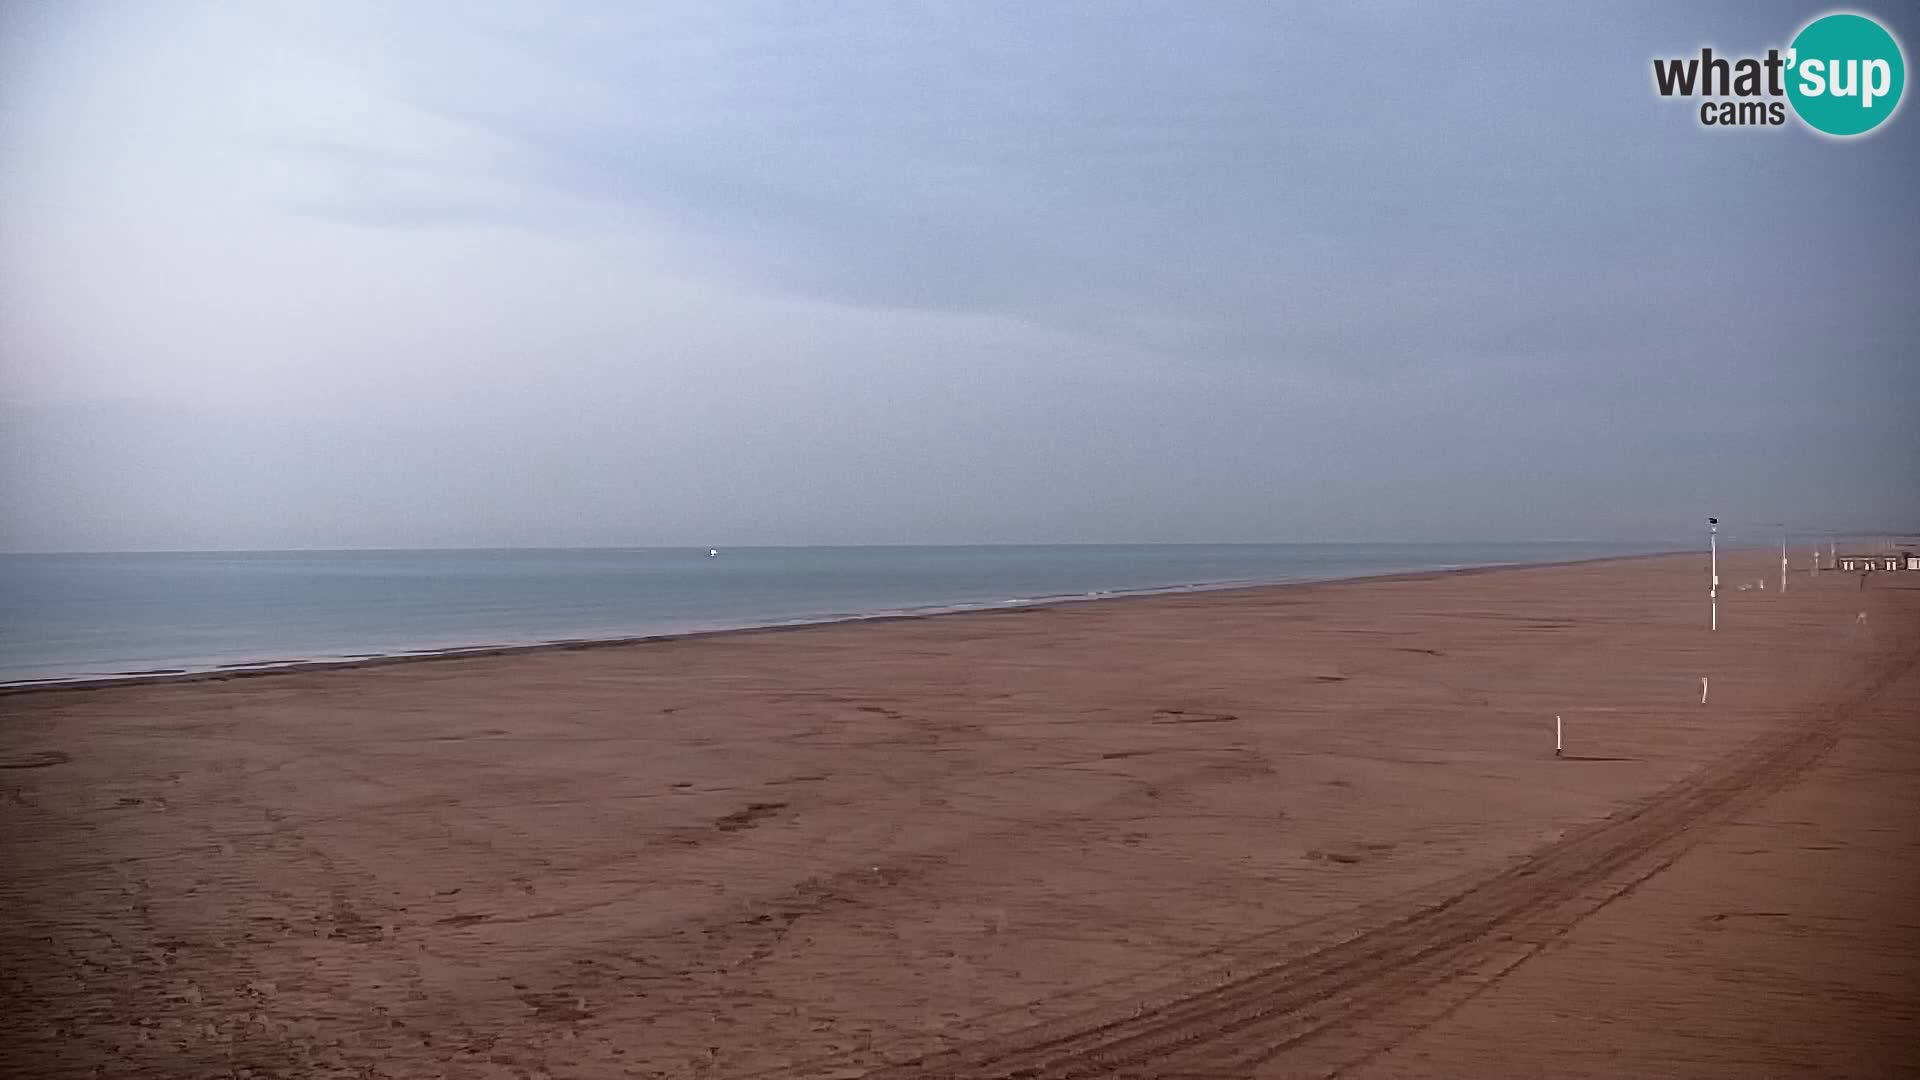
[2,552,1915,1079]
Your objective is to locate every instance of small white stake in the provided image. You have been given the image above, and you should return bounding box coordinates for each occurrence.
[1555,715,1562,757]
[1701,676,1709,705]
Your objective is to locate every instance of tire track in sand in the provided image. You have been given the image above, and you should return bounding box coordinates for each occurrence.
[863,649,1915,1079]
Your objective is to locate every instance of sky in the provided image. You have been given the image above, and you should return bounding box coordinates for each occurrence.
[1,1,1915,550]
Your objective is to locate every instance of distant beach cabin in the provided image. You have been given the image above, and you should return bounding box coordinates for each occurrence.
[1837,554,1905,572]
[1907,552,1920,571]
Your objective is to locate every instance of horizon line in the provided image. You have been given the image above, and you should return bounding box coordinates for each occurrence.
[0,538,1787,557]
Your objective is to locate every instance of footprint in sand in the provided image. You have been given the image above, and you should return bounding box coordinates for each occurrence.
[1307,841,1394,865]
[714,802,789,832]
[0,749,71,769]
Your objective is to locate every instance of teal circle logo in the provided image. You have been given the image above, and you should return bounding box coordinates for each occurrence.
[1786,13,1905,136]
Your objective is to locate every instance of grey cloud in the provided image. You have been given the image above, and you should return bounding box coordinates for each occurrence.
[1,0,1915,551]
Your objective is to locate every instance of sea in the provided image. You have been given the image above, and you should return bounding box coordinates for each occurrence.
[0,543,1678,685]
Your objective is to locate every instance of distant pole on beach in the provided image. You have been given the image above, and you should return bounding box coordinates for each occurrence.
[1709,518,1719,631]
[1780,530,1788,594]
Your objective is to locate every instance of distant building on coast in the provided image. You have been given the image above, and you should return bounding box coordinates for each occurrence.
[1836,552,1914,572]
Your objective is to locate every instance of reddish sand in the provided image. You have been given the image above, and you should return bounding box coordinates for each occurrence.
[2,553,1914,1079]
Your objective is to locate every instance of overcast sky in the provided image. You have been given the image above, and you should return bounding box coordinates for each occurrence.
[2,1,1915,550]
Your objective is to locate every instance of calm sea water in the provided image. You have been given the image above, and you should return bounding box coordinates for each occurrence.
[0,543,1676,684]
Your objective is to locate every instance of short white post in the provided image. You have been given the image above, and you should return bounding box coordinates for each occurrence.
[1701,676,1709,705]
[1555,715,1563,757]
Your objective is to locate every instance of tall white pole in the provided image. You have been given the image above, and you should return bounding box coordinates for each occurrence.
[1709,518,1718,631]
[1781,531,1788,594]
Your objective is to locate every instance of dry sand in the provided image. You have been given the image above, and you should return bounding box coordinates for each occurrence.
[1,553,1914,1078]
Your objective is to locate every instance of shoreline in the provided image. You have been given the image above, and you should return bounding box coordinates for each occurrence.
[0,549,1683,697]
